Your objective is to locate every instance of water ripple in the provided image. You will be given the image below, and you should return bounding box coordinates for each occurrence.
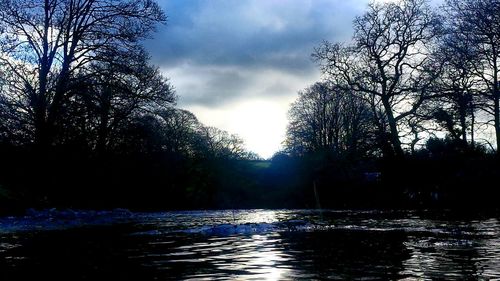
[1,209,499,280]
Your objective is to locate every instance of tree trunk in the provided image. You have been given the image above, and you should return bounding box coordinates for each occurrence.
[34,105,49,150]
[382,97,404,158]
[33,0,53,151]
[470,101,475,148]
[96,90,111,155]
[458,101,468,146]
[34,65,50,150]
[495,95,500,154]
[96,115,109,155]
[494,58,500,155]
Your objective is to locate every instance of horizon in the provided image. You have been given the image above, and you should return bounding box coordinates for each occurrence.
[144,0,443,159]
[144,0,376,158]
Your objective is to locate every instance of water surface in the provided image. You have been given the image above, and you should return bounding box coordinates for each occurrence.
[1,209,499,280]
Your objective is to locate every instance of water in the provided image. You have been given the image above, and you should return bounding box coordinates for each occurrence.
[1,209,499,280]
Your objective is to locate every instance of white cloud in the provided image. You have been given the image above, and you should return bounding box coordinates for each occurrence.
[148,0,382,157]
[164,63,319,158]
[186,96,297,159]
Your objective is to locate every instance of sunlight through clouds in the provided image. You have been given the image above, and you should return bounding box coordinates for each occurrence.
[164,64,318,158]
[146,0,377,157]
[187,97,295,159]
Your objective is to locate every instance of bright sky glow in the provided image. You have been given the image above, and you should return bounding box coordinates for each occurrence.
[187,97,296,159]
[165,64,318,158]
[146,0,442,159]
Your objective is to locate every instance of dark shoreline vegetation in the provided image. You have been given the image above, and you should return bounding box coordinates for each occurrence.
[1,0,500,216]
[2,145,500,215]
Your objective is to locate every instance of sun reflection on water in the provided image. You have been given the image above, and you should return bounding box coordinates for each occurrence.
[4,210,500,280]
[242,234,287,281]
[233,209,280,224]
[203,233,291,280]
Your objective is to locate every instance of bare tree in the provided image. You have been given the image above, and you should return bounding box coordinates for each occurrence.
[117,109,256,160]
[198,126,247,160]
[314,0,440,157]
[285,82,373,157]
[81,51,175,154]
[0,0,166,149]
[429,28,481,146]
[156,107,202,156]
[444,0,500,152]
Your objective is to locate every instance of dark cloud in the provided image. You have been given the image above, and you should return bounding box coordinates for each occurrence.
[143,0,443,156]
[144,0,369,107]
[145,0,365,72]
[142,0,374,156]
[177,68,253,106]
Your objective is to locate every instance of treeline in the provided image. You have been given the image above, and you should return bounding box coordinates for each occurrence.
[1,0,500,212]
[0,0,258,212]
[287,0,500,158]
[282,0,500,209]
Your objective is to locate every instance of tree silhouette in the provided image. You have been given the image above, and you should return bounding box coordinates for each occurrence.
[314,0,440,157]
[0,0,166,150]
[285,82,373,158]
[81,51,174,155]
[428,28,479,147]
[443,0,500,153]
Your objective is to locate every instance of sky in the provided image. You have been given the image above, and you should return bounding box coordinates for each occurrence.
[143,0,389,159]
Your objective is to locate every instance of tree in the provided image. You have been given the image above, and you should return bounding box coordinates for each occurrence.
[314,0,440,157]
[81,50,175,154]
[285,82,373,157]
[443,0,500,152]
[198,126,247,160]
[117,109,253,161]
[429,29,480,146]
[155,107,202,156]
[0,0,166,149]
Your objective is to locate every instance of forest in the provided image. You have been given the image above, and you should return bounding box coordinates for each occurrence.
[1,0,500,214]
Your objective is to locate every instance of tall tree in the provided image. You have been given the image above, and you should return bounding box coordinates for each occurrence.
[155,108,202,156]
[444,0,500,152]
[429,28,480,146]
[82,51,175,154]
[314,0,440,157]
[286,82,373,157]
[0,0,166,149]
[198,126,247,160]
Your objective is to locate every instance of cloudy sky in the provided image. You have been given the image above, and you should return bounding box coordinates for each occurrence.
[143,0,381,158]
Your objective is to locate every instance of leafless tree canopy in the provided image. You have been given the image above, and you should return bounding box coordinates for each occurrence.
[0,0,168,148]
[285,82,374,157]
[299,0,500,157]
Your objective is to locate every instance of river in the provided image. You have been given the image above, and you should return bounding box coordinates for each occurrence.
[1,209,499,280]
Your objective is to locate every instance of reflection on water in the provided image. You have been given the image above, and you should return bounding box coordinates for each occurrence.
[0,209,500,280]
[400,218,500,279]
